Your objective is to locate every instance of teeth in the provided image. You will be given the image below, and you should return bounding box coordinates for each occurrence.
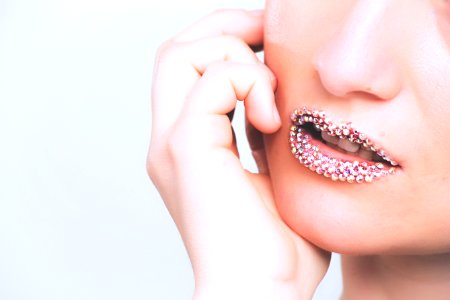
[321,131,339,145]
[337,138,360,153]
[325,141,341,151]
[358,148,374,161]
[294,108,397,167]
[290,108,398,184]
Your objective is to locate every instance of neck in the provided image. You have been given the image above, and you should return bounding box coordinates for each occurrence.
[341,253,450,300]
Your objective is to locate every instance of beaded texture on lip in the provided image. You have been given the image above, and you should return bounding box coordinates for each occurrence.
[289,107,397,184]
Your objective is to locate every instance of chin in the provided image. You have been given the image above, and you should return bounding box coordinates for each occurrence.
[265,124,450,256]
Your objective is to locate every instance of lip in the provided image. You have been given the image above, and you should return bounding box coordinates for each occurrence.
[289,106,399,184]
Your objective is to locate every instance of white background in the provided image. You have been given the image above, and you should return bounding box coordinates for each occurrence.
[0,0,342,299]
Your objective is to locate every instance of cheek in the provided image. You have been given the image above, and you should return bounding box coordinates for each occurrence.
[263,0,450,255]
[265,128,450,255]
[399,9,450,188]
[264,126,376,254]
[264,84,450,255]
[264,0,353,47]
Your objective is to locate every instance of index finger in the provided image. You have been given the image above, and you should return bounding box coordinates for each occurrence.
[173,9,264,46]
[151,9,266,141]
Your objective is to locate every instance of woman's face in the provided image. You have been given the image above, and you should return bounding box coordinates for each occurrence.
[264,0,450,255]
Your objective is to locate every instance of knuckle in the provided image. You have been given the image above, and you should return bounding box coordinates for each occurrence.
[146,136,175,185]
[153,41,188,78]
[155,40,180,61]
[146,148,162,183]
[155,40,172,58]
[146,163,157,183]
[155,37,193,65]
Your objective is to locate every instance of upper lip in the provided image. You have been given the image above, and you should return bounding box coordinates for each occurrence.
[291,106,400,167]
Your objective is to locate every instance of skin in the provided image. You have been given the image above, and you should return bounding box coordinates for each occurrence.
[148,1,450,299]
[263,0,450,298]
[148,10,329,299]
[265,0,450,256]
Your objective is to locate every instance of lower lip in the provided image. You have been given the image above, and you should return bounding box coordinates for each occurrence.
[290,125,396,184]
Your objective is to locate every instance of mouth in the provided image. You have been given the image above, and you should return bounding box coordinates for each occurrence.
[289,107,399,184]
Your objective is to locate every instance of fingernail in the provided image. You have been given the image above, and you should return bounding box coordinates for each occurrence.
[249,9,264,16]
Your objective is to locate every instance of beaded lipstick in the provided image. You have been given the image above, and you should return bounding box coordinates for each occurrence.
[289,107,398,183]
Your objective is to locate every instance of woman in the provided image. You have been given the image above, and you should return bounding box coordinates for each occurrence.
[148,1,450,299]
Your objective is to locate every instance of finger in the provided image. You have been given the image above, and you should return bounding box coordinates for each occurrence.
[246,119,269,174]
[152,9,264,146]
[174,35,261,74]
[295,239,332,299]
[173,9,264,47]
[176,62,280,155]
[151,35,261,142]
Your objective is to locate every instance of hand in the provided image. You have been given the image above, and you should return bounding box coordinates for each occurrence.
[147,9,331,300]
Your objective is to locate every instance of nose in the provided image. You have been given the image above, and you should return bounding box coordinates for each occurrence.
[313,1,402,100]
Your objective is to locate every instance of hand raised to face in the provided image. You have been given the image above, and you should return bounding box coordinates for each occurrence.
[148,9,330,300]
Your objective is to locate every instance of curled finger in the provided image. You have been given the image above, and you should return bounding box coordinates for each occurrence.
[173,61,280,158]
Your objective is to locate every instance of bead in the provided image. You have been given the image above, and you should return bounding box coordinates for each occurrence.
[289,107,397,184]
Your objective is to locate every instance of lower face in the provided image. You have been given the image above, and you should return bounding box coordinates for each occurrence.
[263,0,450,255]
